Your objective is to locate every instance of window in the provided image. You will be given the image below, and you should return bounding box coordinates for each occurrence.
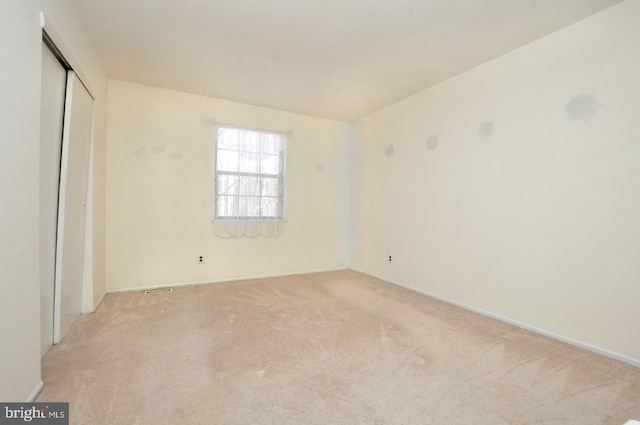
[213,124,287,237]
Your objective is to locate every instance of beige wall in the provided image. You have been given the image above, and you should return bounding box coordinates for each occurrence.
[0,0,43,402]
[0,0,107,401]
[106,81,350,290]
[351,0,640,363]
[2,0,637,402]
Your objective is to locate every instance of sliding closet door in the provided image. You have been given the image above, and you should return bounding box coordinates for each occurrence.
[40,41,67,356]
[54,71,94,343]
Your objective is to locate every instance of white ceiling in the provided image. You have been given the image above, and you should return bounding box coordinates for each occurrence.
[70,0,622,122]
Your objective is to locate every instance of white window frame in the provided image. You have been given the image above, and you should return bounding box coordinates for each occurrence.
[214,124,286,221]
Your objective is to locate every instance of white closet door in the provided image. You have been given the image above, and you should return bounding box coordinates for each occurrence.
[54,71,94,343]
[40,41,67,357]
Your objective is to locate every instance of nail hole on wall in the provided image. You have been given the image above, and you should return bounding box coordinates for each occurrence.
[385,145,395,158]
[426,134,439,151]
[478,121,494,139]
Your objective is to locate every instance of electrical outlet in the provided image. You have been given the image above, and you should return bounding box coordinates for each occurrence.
[388,255,392,263]
[198,255,204,263]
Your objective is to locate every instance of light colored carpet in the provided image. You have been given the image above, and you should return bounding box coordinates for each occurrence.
[38,270,640,424]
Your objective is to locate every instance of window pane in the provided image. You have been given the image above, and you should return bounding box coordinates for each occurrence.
[239,196,261,217]
[217,128,239,150]
[238,151,260,173]
[217,174,238,196]
[243,132,262,153]
[261,135,277,154]
[261,153,280,174]
[239,177,261,196]
[261,177,279,197]
[216,195,238,217]
[217,149,239,172]
[261,197,278,217]
[274,136,285,153]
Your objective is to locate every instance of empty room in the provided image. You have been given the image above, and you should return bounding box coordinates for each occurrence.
[1,0,640,424]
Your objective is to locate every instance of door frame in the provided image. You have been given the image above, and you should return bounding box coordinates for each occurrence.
[40,39,67,356]
[40,12,96,345]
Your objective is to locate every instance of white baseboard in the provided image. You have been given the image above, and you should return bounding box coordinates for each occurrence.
[350,268,640,369]
[106,267,349,294]
[26,380,44,402]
